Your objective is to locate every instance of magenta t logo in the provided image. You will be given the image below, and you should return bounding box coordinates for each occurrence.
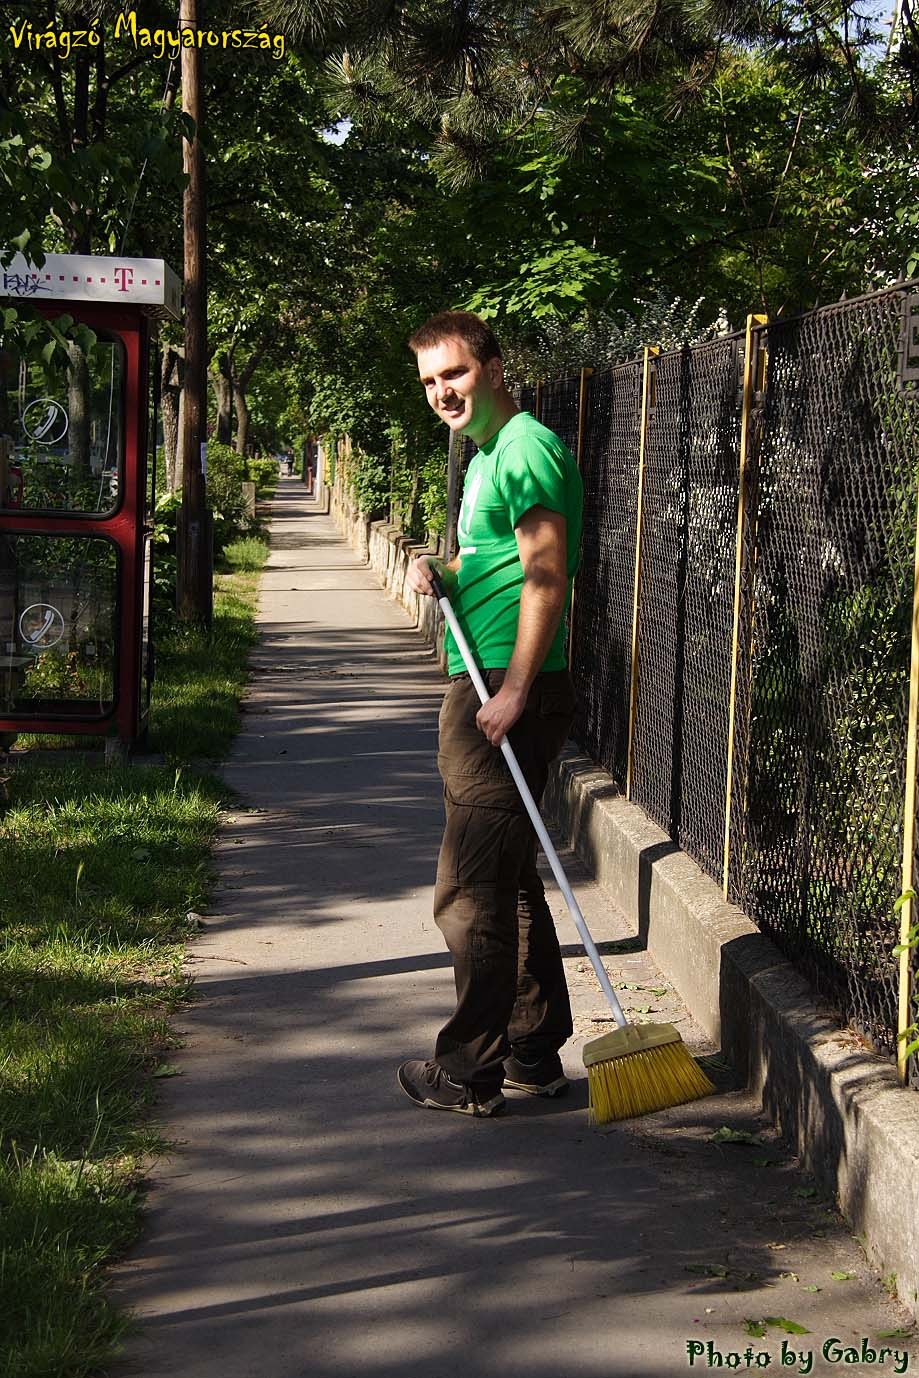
[114,266,134,292]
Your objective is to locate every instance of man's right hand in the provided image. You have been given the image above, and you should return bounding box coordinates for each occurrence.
[406,555,436,597]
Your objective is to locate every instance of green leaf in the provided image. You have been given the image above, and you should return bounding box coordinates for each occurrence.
[686,1263,730,1278]
[794,1187,818,1198]
[765,1317,810,1335]
[74,325,97,354]
[752,1157,774,1168]
[893,890,916,913]
[876,1330,914,1340]
[803,1285,820,1293]
[744,1320,767,1338]
[710,1127,763,1145]
[153,1064,181,1078]
[830,1270,857,1281]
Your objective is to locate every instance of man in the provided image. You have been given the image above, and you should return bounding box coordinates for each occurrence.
[398,310,583,1117]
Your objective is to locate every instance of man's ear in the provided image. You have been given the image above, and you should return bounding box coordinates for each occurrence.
[486,356,505,388]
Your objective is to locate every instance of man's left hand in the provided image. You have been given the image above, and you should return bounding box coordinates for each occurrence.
[476,684,527,747]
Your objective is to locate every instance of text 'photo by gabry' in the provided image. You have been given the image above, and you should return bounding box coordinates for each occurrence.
[8,9,287,62]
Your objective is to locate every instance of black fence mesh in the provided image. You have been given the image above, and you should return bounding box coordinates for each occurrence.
[630,337,744,881]
[570,362,644,785]
[537,374,582,457]
[452,285,919,1065]
[517,383,537,417]
[730,293,919,1055]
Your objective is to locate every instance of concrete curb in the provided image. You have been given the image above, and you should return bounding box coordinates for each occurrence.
[329,489,919,1320]
[544,749,919,1320]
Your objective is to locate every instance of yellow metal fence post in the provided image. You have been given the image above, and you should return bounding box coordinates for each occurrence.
[626,347,658,803]
[567,366,593,668]
[897,473,919,1083]
[723,315,768,900]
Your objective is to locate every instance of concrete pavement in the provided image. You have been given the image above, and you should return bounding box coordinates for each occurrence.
[113,479,917,1378]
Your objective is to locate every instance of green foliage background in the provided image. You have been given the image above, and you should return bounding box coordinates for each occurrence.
[4,0,917,540]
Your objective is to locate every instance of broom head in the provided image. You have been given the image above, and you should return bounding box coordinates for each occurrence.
[583,1022,715,1124]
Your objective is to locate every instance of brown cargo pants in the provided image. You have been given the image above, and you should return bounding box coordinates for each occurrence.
[432,668,576,1089]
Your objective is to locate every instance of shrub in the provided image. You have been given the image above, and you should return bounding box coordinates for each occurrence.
[205,443,250,553]
[151,491,180,626]
[245,456,278,493]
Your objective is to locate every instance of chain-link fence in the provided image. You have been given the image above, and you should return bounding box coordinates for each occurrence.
[513,286,919,1074]
[570,362,643,785]
[536,374,582,457]
[631,337,744,881]
[729,294,919,1060]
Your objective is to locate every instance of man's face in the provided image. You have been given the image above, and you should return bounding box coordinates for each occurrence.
[415,335,503,442]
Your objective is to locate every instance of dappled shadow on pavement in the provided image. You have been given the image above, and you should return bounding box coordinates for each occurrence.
[112,488,914,1378]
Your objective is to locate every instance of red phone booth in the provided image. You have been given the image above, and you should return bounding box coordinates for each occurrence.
[0,253,181,756]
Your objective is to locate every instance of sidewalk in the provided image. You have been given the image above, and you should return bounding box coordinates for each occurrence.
[114,480,916,1378]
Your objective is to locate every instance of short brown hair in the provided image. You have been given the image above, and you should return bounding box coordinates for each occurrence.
[407,310,502,364]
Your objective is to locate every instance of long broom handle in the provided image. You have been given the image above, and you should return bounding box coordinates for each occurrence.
[430,567,628,1030]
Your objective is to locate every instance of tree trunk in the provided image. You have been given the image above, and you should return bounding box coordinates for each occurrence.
[230,341,267,456]
[210,352,233,444]
[67,341,92,478]
[161,345,184,491]
[234,387,251,456]
[177,0,211,626]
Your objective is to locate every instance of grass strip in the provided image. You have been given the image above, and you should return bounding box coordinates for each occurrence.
[150,535,268,761]
[0,533,270,1378]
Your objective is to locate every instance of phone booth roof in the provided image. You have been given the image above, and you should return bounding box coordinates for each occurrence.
[2,252,181,321]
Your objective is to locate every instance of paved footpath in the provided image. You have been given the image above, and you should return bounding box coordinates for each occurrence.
[114,480,917,1378]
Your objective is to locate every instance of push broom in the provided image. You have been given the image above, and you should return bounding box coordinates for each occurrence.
[429,565,715,1125]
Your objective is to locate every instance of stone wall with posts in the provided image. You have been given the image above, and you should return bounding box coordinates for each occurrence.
[327,436,448,668]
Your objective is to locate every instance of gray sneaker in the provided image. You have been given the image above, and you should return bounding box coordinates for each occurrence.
[397,1060,506,1116]
[503,1052,568,1097]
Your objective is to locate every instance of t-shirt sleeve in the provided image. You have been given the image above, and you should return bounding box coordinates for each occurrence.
[496,436,569,529]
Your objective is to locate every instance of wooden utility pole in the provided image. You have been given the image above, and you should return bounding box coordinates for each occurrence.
[177,0,212,625]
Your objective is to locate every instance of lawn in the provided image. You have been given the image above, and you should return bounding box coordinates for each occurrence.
[0,535,269,1378]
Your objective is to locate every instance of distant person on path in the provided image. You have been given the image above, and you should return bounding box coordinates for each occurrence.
[400,310,583,1117]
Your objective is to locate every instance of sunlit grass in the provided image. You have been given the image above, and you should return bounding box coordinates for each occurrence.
[223,535,270,572]
[148,564,261,763]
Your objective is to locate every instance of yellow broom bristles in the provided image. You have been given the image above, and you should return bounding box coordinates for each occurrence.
[585,1033,715,1125]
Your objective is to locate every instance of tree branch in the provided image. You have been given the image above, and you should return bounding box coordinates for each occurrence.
[50,49,70,150]
[106,53,154,87]
[239,340,270,389]
[767,107,806,231]
[90,27,107,144]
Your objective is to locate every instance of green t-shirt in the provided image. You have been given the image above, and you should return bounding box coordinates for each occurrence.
[445,410,583,676]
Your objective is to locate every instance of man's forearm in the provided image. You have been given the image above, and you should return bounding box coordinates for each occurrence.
[502,575,567,698]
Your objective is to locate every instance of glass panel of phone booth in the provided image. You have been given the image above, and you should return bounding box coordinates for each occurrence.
[142,534,153,717]
[147,332,160,522]
[0,533,118,716]
[0,330,125,516]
